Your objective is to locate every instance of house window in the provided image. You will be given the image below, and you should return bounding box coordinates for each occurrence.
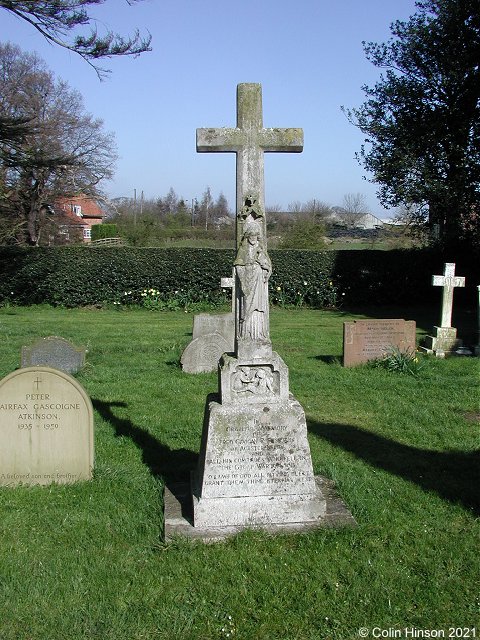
[73,205,82,216]
[83,228,91,239]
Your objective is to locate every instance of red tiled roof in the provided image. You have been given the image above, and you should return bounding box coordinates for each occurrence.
[56,195,104,219]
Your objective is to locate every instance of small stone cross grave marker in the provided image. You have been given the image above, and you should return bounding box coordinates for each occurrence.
[432,262,465,328]
[422,262,466,356]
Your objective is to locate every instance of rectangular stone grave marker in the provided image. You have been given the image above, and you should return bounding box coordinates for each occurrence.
[0,367,94,486]
[476,285,480,357]
[343,319,417,367]
[22,336,86,374]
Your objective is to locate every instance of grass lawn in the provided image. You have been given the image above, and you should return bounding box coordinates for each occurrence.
[0,306,478,640]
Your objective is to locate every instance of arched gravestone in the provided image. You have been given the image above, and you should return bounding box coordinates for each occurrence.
[21,336,86,375]
[0,367,94,486]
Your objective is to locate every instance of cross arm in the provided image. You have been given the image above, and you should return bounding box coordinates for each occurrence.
[260,128,304,152]
[196,127,245,152]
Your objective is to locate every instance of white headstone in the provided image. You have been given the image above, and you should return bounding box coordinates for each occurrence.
[0,367,94,486]
[422,262,466,357]
[432,262,465,328]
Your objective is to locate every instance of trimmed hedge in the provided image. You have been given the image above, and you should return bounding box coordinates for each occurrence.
[0,246,477,308]
[91,223,118,241]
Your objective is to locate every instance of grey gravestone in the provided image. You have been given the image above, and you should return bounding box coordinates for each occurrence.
[181,275,235,373]
[343,319,417,367]
[0,366,94,486]
[421,263,466,357]
[182,83,331,535]
[22,336,86,374]
[180,332,232,374]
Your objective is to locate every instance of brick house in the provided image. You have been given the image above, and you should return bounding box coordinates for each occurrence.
[54,195,105,243]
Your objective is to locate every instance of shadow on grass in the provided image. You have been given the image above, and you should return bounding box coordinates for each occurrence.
[92,398,197,522]
[312,355,342,364]
[308,419,480,516]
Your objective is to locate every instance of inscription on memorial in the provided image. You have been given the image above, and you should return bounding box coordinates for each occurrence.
[343,319,416,367]
[199,408,316,499]
[0,367,94,486]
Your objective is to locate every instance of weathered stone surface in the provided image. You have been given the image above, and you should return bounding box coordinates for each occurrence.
[181,276,235,373]
[186,83,333,534]
[219,351,289,405]
[22,336,86,374]
[423,326,461,357]
[0,366,94,486]
[192,394,325,528]
[343,319,416,367]
[476,285,480,357]
[192,312,235,343]
[432,262,465,328]
[180,332,231,374]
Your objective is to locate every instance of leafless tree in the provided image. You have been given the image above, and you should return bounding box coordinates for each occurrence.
[0,43,117,245]
[335,193,369,228]
[303,198,332,222]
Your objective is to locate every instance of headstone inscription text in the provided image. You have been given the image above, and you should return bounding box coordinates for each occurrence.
[343,319,417,367]
[197,407,316,499]
[0,367,94,486]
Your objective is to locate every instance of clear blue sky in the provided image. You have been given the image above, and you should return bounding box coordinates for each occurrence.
[1,0,418,218]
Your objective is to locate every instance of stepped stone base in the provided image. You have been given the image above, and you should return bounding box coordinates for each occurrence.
[164,476,356,542]
[421,326,462,357]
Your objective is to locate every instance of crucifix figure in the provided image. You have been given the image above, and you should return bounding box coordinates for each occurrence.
[432,262,465,328]
[197,83,303,358]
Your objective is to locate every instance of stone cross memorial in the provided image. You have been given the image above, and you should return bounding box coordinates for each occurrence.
[422,262,466,357]
[190,84,326,531]
[0,367,94,486]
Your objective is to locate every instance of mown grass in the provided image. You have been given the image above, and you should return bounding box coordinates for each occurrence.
[0,306,478,640]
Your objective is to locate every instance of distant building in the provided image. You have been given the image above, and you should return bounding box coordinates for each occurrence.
[54,195,105,242]
[354,212,385,230]
[329,210,385,230]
